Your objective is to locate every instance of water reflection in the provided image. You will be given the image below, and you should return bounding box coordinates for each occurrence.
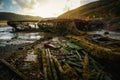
[94,30,120,40]
[0,26,44,46]
[0,32,14,40]
[16,32,42,40]
[0,26,13,32]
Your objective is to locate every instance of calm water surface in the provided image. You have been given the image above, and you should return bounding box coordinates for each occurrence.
[94,30,120,40]
[0,26,44,46]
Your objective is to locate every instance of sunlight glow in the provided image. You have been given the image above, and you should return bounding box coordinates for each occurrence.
[21,0,81,18]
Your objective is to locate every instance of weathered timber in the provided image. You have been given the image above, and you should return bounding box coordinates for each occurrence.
[0,59,28,80]
[42,49,48,80]
[75,50,82,61]
[52,56,64,73]
[46,49,53,80]
[47,49,58,80]
[62,61,82,68]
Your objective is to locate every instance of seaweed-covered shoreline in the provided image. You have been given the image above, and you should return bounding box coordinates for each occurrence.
[0,36,113,80]
[0,19,120,80]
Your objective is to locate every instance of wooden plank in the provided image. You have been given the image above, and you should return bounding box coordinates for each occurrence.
[0,59,28,80]
[42,49,48,80]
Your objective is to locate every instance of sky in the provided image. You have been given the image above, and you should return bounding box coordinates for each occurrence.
[0,0,97,18]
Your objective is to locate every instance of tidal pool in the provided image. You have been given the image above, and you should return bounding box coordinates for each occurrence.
[94,30,120,40]
[0,26,44,46]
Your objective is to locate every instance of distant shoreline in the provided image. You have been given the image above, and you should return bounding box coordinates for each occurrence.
[0,21,7,26]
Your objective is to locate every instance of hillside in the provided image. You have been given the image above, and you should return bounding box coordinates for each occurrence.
[58,0,120,19]
[0,12,42,21]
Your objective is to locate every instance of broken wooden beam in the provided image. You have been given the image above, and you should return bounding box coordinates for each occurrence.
[0,59,28,80]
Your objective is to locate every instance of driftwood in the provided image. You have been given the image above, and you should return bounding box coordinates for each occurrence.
[46,49,53,80]
[52,56,64,73]
[47,49,58,80]
[42,49,48,80]
[0,59,28,80]
[75,50,82,61]
[44,43,60,50]
[62,60,82,68]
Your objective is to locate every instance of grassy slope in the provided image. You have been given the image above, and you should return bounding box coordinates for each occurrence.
[0,12,42,21]
[59,0,120,19]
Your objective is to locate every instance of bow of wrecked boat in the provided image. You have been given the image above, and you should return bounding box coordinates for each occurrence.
[0,19,120,80]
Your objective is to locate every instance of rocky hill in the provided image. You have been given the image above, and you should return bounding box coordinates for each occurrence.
[0,12,42,21]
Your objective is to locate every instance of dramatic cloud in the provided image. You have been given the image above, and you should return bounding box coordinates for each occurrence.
[0,0,3,4]
[15,0,81,17]
[0,0,3,10]
[12,0,17,4]
[0,0,98,17]
[13,0,49,10]
[36,0,48,6]
[14,0,37,9]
